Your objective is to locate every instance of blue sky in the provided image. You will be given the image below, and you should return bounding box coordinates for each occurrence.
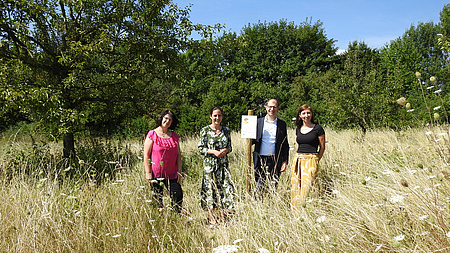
[173,0,449,51]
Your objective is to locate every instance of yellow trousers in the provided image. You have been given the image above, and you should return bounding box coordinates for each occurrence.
[290,153,318,212]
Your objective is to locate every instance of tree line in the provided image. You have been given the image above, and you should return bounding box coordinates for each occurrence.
[1,0,450,157]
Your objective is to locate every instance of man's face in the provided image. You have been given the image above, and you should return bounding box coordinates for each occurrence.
[265,100,279,117]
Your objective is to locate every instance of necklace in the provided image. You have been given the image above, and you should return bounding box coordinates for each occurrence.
[158,127,169,138]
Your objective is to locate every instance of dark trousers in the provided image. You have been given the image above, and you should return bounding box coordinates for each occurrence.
[151,178,183,212]
[254,155,280,200]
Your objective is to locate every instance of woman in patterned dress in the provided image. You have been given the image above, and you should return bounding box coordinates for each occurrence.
[291,104,325,212]
[143,110,183,212]
[198,106,234,224]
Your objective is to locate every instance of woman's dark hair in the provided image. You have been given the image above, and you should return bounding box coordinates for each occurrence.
[296,104,316,127]
[209,106,223,116]
[156,110,177,130]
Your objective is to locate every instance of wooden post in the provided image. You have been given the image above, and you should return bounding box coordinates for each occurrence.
[246,109,254,194]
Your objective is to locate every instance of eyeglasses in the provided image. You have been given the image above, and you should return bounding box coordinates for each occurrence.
[266,106,278,110]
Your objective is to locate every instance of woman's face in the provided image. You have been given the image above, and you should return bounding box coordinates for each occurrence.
[161,114,173,128]
[300,109,312,123]
[210,109,223,125]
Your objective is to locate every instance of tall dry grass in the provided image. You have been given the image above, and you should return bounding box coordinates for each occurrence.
[0,127,449,252]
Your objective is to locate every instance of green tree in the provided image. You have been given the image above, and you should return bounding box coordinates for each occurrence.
[380,21,448,95]
[234,19,337,108]
[325,42,400,133]
[0,0,216,157]
[179,19,338,129]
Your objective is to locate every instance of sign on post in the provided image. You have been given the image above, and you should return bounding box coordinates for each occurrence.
[241,115,257,139]
[241,111,256,193]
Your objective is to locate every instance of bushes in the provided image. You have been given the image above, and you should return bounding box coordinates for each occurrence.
[0,134,138,184]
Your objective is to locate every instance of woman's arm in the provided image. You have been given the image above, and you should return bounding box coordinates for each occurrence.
[317,134,326,161]
[143,137,154,181]
[176,144,182,183]
[198,127,222,157]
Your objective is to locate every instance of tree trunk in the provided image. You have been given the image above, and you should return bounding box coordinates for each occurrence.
[63,132,76,159]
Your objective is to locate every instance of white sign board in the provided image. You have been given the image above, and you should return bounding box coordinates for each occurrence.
[241,115,257,139]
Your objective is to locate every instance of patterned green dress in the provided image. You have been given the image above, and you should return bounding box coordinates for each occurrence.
[198,125,234,209]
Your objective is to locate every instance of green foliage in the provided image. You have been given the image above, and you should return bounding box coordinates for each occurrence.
[324,42,402,132]
[0,0,219,156]
[1,135,137,184]
[178,19,337,132]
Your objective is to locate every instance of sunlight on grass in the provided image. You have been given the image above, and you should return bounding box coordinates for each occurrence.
[0,127,450,252]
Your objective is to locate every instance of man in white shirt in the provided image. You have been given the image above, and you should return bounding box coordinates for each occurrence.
[252,99,289,200]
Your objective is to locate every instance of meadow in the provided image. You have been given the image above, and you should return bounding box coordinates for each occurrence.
[0,126,449,252]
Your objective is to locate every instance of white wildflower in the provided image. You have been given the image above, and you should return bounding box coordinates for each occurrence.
[434,183,441,187]
[446,231,450,237]
[40,178,48,182]
[389,194,404,203]
[425,131,433,135]
[419,215,428,220]
[423,188,433,194]
[316,216,327,223]
[427,175,436,179]
[373,203,384,207]
[433,106,441,110]
[396,97,407,106]
[318,235,330,242]
[333,164,340,167]
[112,234,121,238]
[365,176,372,182]
[408,169,417,175]
[258,248,270,253]
[233,239,243,244]
[434,89,442,94]
[393,234,405,241]
[427,85,435,90]
[381,170,393,175]
[339,172,347,175]
[375,244,383,252]
[213,245,239,253]
[438,133,447,136]
[332,189,340,195]
[407,109,415,112]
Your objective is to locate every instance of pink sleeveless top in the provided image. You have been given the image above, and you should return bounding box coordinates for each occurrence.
[147,130,179,179]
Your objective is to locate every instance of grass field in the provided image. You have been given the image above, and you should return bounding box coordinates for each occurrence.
[0,126,449,252]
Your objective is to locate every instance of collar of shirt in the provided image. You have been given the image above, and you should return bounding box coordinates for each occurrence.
[264,115,278,124]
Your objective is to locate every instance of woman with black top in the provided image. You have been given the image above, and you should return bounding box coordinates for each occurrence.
[290,104,325,211]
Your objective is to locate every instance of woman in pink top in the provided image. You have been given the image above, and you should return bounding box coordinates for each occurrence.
[143,110,183,212]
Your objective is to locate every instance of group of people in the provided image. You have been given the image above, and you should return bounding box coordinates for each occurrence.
[143,99,326,223]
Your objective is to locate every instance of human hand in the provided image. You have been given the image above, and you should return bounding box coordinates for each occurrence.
[177,171,182,184]
[146,172,154,182]
[217,148,228,158]
[280,162,287,172]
